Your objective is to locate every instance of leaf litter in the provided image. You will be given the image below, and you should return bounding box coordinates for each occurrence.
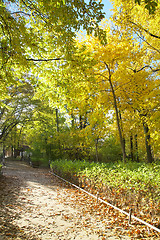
[0,160,159,239]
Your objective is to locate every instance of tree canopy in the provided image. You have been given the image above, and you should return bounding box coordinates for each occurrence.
[0,0,160,163]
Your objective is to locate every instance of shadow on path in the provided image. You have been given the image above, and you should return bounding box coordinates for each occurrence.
[0,159,64,240]
[0,172,38,239]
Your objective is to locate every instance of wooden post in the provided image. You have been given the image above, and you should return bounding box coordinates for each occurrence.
[97,192,99,203]
[129,209,132,225]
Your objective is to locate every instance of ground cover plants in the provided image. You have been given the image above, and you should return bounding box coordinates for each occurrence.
[50,159,160,231]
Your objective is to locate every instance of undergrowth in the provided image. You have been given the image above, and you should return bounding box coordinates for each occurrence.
[50,159,160,227]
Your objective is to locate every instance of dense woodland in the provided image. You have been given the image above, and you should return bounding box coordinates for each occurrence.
[0,0,160,165]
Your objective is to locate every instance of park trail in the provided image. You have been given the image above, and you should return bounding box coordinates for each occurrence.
[0,160,131,240]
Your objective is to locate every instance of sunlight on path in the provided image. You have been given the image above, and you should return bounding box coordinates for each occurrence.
[0,160,130,240]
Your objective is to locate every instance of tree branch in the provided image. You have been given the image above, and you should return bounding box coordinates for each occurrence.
[0,121,19,141]
[136,32,160,53]
[129,20,160,39]
[10,11,31,16]
[21,0,49,24]
[26,58,63,62]
[128,65,160,73]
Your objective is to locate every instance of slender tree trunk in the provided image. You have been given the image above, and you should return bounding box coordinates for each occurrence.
[71,113,75,129]
[79,115,83,130]
[17,125,23,149]
[143,122,154,163]
[3,143,5,159]
[109,80,126,162]
[11,146,14,158]
[95,138,99,162]
[119,111,126,159]
[55,108,59,133]
[14,127,17,158]
[105,63,126,162]
[135,134,139,162]
[84,112,87,128]
[133,110,139,162]
[2,143,5,165]
[11,131,14,158]
[130,133,134,161]
[55,108,61,156]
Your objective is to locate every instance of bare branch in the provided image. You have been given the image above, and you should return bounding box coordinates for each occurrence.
[128,65,160,73]
[135,31,160,53]
[10,11,31,16]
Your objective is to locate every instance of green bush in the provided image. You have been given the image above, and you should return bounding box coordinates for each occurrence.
[31,156,49,167]
[99,137,122,162]
[50,159,92,177]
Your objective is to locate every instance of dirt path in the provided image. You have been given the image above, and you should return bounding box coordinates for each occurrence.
[0,160,131,240]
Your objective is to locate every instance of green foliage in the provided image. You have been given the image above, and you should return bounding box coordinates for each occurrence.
[99,137,122,162]
[31,156,48,167]
[135,0,158,14]
[50,159,92,177]
[51,159,160,202]
[31,148,43,159]
[81,161,160,198]
[1,0,159,166]
[51,158,160,222]
[0,82,37,143]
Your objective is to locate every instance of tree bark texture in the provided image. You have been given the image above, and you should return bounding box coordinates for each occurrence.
[143,122,154,163]
[105,63,127,162]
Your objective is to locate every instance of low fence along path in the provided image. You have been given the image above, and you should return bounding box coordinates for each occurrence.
[0,160,147,239]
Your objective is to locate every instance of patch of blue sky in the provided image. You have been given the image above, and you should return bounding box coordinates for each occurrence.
[85,0,113,19]
[77,0,113,39]
[101,0,113,19]
[5,1,19,12]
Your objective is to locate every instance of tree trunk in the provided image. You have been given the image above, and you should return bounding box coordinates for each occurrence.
[11,146,14,158]
[130,134,134,161]
[3,143,5,159]
[17,125,23,149]
[95,138,99,162]
[55,108,59,132]
[13,127,17,158]
[11,131,14,158]
[2,143,5,165]
[55,108,61,157]
[119,111,126,160]
[84,113,87,128]
[143,122,154,163]
[79,115,83,130]
[110,80,126,162]
[71,113,75,129]
[105,63,126,162]
[135,134,139,162]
